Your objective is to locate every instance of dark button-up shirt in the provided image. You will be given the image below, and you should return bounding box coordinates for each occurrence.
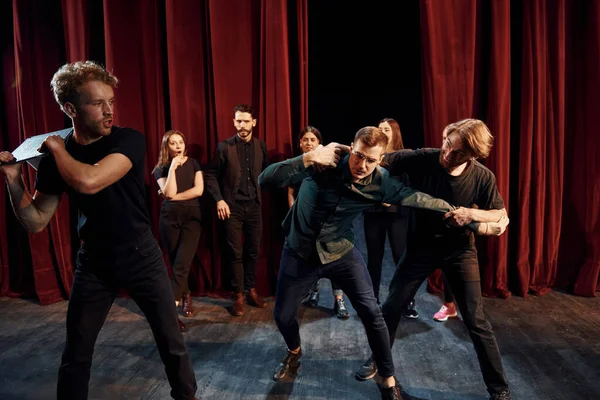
[259,154,457,264]
[235,135,257,201]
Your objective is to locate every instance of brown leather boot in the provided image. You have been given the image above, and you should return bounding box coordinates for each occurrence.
[182,293,194,317]
[246,288,267,308]
[231,292,245,316]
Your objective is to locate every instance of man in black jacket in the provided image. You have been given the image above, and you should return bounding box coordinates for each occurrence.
[205,104,269,316]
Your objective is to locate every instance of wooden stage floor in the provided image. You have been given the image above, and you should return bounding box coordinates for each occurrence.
[1,218,599,399]
[1,282,599,399]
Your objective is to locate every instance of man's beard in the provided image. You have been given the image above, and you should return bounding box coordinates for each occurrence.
[89,120,112,136]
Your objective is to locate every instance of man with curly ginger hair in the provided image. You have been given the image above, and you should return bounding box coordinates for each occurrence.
[0,61,198,400]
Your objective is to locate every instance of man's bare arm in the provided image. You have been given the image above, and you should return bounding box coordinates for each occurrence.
[5,174,61,233]
[444,207,507,226]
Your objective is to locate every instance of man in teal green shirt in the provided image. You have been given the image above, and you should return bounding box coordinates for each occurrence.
[259,126,469,400]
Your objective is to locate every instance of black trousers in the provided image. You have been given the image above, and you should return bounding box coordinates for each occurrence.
[222,199,262,293]
[57,230,197,400]
[159,202,202,301]
[274,248,395,378]
[363,210,408,301]
[381,244,509,395]
[441,271,456,303]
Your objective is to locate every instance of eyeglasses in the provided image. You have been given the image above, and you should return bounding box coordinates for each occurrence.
[352,151,379,165]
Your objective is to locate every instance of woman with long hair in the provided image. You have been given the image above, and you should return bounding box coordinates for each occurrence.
[153,130,204,332]
[288,126,349,320]
[363,118,418,318]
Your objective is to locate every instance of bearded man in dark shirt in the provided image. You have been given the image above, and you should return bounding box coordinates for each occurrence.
[355,119,511,400]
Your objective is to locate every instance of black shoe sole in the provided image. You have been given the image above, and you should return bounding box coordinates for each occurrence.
[272,363,301,382]
[355,368,377,381]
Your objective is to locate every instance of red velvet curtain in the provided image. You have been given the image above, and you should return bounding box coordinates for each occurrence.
[421,0,512,298]
[1,1,598,304]
[555,0,600,296]
[422,0,599,297]
[8,0,74,305]
[1,0,307,303]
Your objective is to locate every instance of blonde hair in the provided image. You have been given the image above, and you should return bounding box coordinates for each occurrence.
[443,119,494,159]
[51,61,118,111]
[153,130,186,172]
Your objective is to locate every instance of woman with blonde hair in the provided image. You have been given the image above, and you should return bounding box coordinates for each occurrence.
[153,130,204,332]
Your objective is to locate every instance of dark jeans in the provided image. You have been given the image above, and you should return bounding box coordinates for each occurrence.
[363,210,408,301]
[381,244,509,395]
[159,202,202,301]
[223,199,262,293]
[57,230,197,400]
[274,247,395,378]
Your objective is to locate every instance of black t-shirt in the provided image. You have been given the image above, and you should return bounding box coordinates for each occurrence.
[385,148,505,248]
[35,126,151,248]
[153,158,202,207]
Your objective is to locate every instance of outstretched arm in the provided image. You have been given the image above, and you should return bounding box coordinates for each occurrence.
[381,177,492,234]
[445,208,509,236]
[258,143,341,188]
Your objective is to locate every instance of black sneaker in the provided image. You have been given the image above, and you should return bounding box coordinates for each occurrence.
[272,348,302,381]
[381,385,403,400]
[334,298,350,319]
[489,389,511,400]
[302,290,320,307]
[355,356,378,381]
[403,300,419,319]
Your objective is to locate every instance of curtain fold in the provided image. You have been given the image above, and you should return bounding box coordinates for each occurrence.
[515,0,566,296]
[61,0,89,61]
[420,0,512,298]
[11,0,74,305]
[556,0,600,296]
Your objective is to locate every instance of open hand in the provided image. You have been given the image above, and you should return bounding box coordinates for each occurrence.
[216,200,231,220]
[311,143,341,170]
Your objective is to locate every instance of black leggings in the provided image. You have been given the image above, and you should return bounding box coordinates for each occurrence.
[363,209,408,302]
[159,202,202,301]
[441,271,456,303]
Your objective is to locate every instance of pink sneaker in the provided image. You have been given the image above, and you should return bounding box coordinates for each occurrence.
[433,302,458,322]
